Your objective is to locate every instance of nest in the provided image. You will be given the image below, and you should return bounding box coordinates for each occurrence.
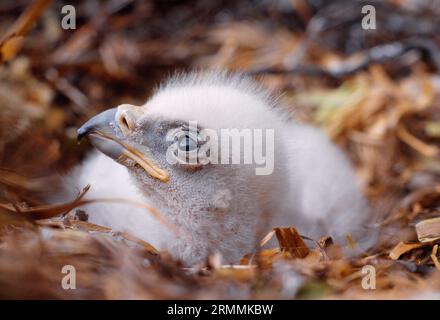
[1,0,440,299]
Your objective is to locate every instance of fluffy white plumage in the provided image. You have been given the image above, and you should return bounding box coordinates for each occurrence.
[58,72,375,265]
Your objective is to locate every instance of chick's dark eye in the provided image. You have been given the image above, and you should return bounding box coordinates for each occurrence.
[178,134,197,152]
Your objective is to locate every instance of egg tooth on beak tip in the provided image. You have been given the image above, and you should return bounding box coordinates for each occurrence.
[77,106,169,182]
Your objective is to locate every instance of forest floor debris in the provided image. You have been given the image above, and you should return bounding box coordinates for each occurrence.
[1,0,440,299]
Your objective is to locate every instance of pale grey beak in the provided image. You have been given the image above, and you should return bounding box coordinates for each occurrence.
[77,108,126,159]
[77,108,118,141]
[78,106,169,182]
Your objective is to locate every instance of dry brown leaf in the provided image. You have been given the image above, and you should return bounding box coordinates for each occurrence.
[0,0,52,63]
[430,245,440,271]
[215,265,257,281]
[0,207,35,232]
[260,229,276,247]
[240,248,281,267]
[0,185,91,219]
[318,236,334,248]
[389,241,431,260]
[0,168,56,191]
[416,217,440,243]
[0,36,24,62]
[346,233,358,249]
[0,185,181,238]
[318,236,343,260]
[397,124,439,157]
[65,219,159,256]
[274,227,310,258]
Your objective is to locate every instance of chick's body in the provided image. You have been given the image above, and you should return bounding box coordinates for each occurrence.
[62,72,373,265]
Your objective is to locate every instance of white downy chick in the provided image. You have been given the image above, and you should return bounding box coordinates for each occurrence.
[60,72,375,265]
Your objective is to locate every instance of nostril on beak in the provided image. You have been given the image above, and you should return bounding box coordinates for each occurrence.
[116,104,141,136]
[119,112,133,132]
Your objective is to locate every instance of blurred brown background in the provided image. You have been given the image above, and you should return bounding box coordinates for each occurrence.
[1,0,440,299]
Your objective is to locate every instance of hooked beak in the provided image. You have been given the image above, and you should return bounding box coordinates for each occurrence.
[77,105,169,182]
